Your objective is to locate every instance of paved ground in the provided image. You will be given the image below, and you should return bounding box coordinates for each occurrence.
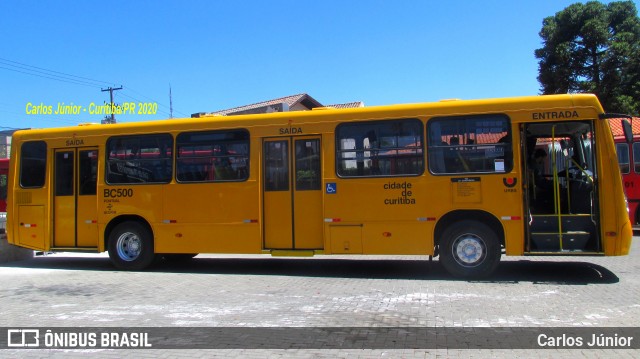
[0,236,639,358]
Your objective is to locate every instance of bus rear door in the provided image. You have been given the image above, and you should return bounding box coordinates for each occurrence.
[263,136,323,250]
[53,148,99,248]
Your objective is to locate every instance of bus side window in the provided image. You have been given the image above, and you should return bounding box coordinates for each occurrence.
[79,150,97,195]
[106,134,173,184]
[616,143,630,174]
[429,143,447,173]
[427,122,446,173]
[495,134,512,172]
[20,141,47,188]
[336,119,424,177]
[427,114,512,174]
[176,129,249,183]
[0,173,7,202]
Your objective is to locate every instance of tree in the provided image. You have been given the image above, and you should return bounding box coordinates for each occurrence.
[535,1,640,115]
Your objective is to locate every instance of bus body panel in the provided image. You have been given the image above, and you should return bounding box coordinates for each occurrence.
[597,118,632,255]
[5,94,632,276]
[157,181,261,254]
[16,205,45,249]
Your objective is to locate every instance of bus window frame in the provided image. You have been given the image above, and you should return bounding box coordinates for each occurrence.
[427,114,513,176]
[616,142,631,174]
[0,159,8,207]
[633,142,640,174]
[105,133,174,185]
[175,128,250,184]
[19,141,47,189]
[334,118,425,179]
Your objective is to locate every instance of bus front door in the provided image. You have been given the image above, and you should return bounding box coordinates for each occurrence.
[522,122,600,253]
[53,148,99,249]
[263,136,323,250]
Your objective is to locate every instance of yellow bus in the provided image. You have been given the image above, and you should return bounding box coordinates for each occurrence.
[6,94,633,277]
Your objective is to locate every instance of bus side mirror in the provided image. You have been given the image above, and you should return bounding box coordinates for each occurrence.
[622,119,633,144]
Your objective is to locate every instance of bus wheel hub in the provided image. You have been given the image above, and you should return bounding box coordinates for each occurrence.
[454,236,485,266]
[117,232,141,261]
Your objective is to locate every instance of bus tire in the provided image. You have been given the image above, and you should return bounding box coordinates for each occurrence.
[439,220,501,278]
[107,221,156,271]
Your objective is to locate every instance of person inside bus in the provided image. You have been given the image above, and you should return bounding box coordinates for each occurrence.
[444,137,459,172]
[446,136,471,172]
[496,134,513,171]
[532,148,551,189]
[529,148,555,213]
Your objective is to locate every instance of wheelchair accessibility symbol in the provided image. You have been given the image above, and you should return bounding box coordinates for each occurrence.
[326,183,337,194]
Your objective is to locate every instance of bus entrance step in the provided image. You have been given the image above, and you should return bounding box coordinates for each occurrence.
[268,250,316,257]
[530,232,590,251]
[530,215,594,233]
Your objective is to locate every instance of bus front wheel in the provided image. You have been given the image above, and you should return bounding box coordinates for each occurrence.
[439,220,501,278]
[107,222,156,271]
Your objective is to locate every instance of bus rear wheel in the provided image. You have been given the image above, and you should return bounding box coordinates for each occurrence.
[439,220,501,278]
[108,222,156,270]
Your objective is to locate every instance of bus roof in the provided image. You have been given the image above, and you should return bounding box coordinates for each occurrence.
[12,94,604,140]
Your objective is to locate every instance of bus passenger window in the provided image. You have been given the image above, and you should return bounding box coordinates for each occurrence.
[427,114,512,174]
[20,141,47,188]
[0,174,6,202]
[633,142,640,173]
[336,119,424,178]
[106,134,173,184]
[55,152,74,196]
[176,129,249,183]
[79,150,98,195]
[616,143,630,174]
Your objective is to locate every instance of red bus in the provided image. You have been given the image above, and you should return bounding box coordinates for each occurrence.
[0,157,8,212]
[0,157,8,237]
[612,117,640,224]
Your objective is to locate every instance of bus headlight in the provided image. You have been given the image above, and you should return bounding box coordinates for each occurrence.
[625,196,630,216]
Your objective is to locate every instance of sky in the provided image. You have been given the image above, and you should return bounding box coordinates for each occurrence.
[1,0,637,129]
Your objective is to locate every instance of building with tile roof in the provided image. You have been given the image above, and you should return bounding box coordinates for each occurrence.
[192,93,363,117]
[609,117,640,138]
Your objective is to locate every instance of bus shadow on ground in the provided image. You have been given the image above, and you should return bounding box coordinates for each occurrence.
[2,255,619,285]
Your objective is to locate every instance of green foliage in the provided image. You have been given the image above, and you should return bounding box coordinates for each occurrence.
[535,1,640,115]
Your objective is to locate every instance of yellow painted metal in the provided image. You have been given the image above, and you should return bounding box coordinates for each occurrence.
[52,148,100,249]
[550,125,563,250]
[292,136,323,249]
[263,188,293,248]
[263,136,323,250]
[293,189,323,248]
[16,205,45,249]
[263,138,294,249]
[329,225,363,254]
[53,149,75,247]
[76,148,99,247]
[76,196,98,247]
[157,179,261,254]
[4,94,632,259]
